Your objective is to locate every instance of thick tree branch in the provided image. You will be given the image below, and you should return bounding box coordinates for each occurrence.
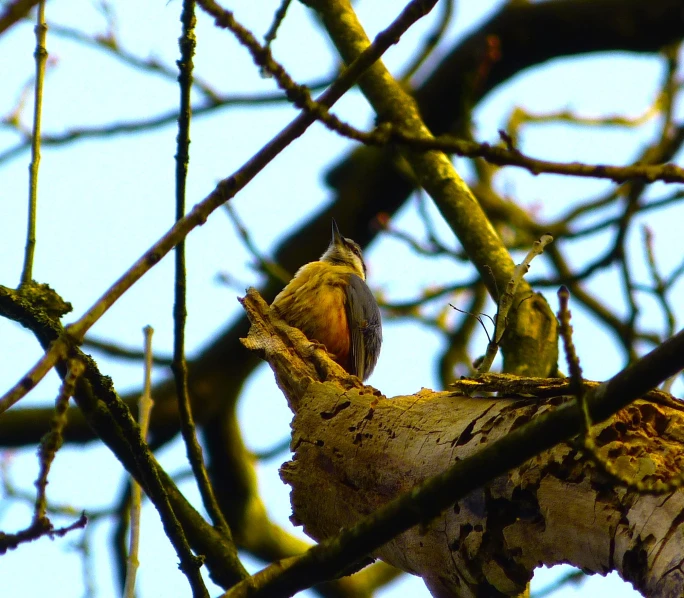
[0,285,248,588]
[236,287,684,597]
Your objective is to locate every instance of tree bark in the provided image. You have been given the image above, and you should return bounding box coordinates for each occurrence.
[241,288,684,598]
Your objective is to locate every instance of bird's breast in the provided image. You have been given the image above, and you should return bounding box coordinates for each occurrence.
[271,262,352,370]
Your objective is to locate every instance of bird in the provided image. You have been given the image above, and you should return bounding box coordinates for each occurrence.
[271,219,382,381]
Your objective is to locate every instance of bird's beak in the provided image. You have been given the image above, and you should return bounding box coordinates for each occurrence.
[331,218,344,246]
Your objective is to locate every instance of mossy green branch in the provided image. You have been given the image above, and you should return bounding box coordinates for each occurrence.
[302,0,558,376]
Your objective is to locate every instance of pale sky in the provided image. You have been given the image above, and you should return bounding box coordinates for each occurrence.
[1,1,682,597]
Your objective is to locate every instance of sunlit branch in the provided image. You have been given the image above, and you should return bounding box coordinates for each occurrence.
[21,0,47,285]
[123,327,154,598]
[477,234,553,374]
[228,288,684,598]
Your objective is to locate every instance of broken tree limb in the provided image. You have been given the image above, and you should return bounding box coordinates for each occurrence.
[239,288,684,597]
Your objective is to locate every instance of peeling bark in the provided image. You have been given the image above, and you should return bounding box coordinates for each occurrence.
[240,288,684,598]
[281,387,684,597]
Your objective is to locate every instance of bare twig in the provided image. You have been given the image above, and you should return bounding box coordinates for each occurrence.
[123,327,155,598]
[380,279,478,313]
[21,0,47,285]
[506,102,659,146]
[0,332,69,415]
[0,78,335,167]
[387,129,684,184]
[477,234,553,374]
[263,0,293,49]
[556,286,587,423]
[400,0,453,82]
[34,358,85,522]
[0,0,443,414]
[197,0,390,143]
[46,20,221,101]
[0,512,88,554]
[173,0,236,566]
[224,204,291,284]
[377,216,459,259]
[82,335,173,366]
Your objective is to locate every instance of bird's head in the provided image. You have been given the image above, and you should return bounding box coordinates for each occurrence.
[320,219,367,280]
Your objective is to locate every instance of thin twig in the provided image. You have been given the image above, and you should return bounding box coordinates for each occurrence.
[0,77,334,167]
[400,0,453,82]
[123,326,155,598]
[378,217,459,259]
[0,334,69,415]
[380,279,478,313]
[556,286,588,426]
[386,130,684,184]
[170,3,212,596]
[252,437,292,461]
[415,189,448,255]
[0,512,88,554]
[263,0,292,49]
[173,0,235,559]
[47,20,221,102]
[0,0,439,415]
[640,227,678,391]
[531,569,587,598]
[82,335,173,366]
[560,190,684,240]
[477,234,553,374]
[0,357,87,556]
[197,0,383,142]
[21,0,47,285]
[34,358,85,522]
[224,203,291,284]
[507,102,660,142]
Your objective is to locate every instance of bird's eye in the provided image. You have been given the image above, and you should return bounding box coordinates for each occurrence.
[347,242,362,257]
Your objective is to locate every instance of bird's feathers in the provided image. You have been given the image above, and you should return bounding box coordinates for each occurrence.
[271,261,381,380]
[344,273,382,381]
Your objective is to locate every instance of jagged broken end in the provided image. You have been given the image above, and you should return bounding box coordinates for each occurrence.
[239,287,364,411]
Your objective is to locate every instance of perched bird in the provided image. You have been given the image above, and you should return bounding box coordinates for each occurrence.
[271,219,382,381]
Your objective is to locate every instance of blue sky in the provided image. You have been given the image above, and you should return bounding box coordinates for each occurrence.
[1,1,682,596]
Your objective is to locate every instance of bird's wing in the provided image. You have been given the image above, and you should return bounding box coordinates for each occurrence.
[345,274,382,381]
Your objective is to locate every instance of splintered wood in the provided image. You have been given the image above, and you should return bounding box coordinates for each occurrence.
[241,288,684,597]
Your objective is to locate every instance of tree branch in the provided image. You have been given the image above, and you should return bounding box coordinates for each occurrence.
[234,287,684,597]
